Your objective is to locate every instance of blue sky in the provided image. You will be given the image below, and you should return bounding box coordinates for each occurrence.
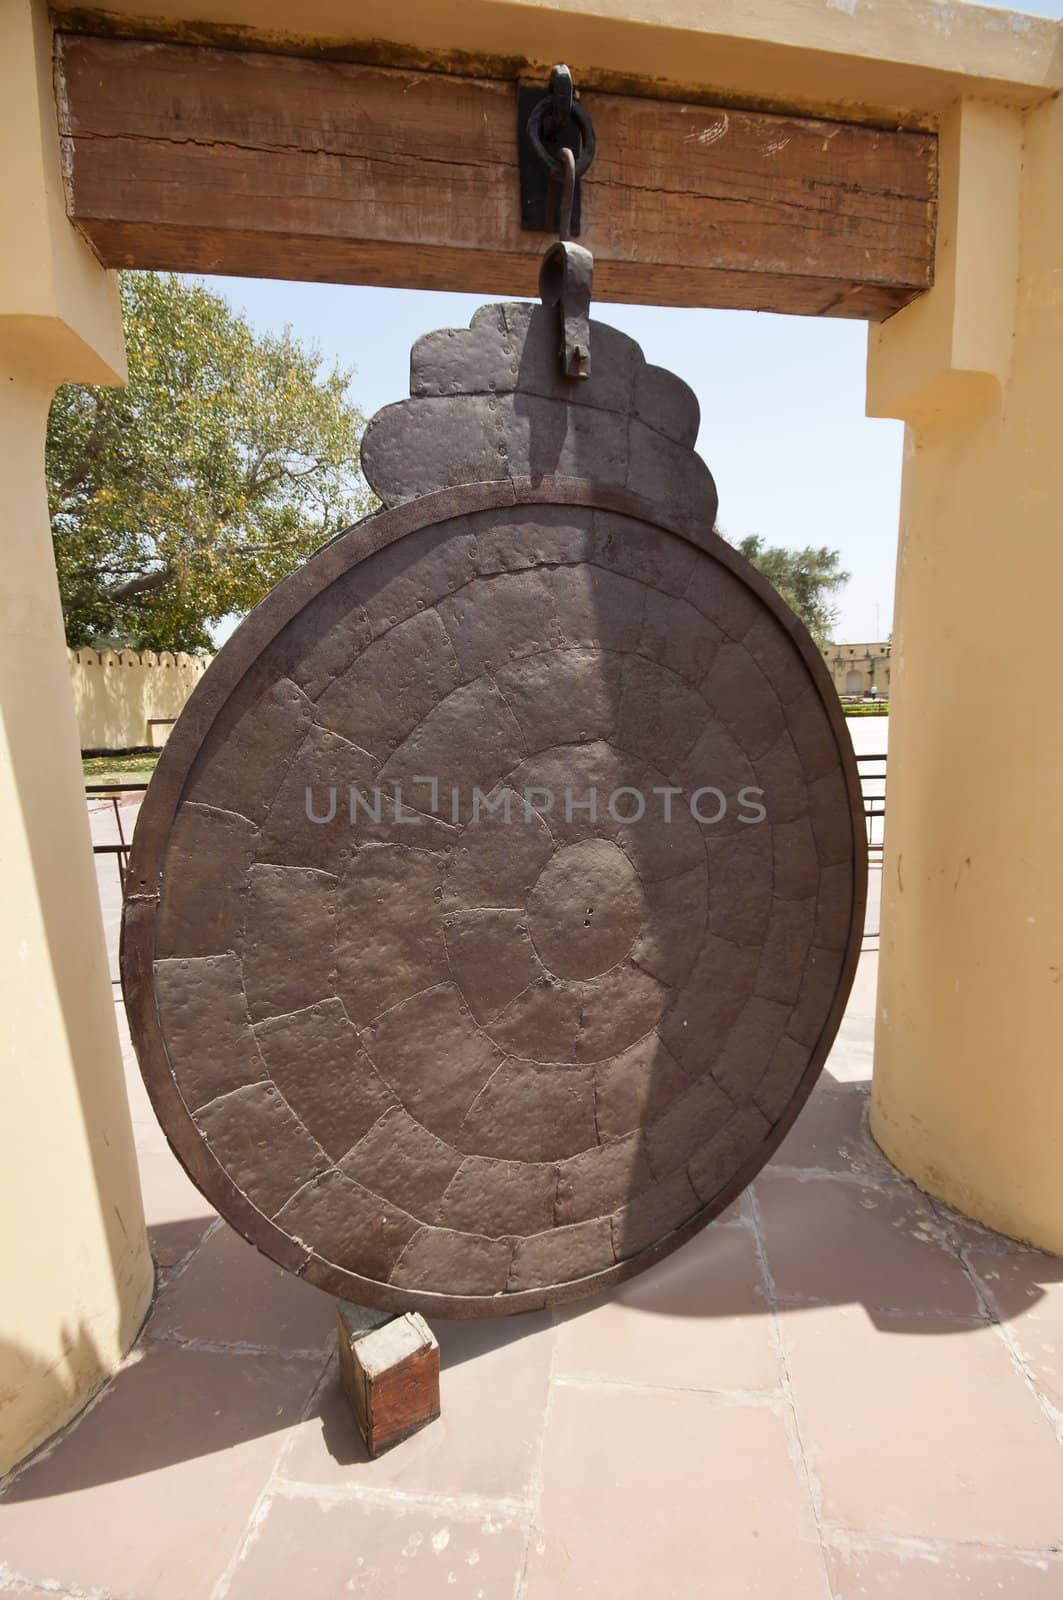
[202,0,1061,646]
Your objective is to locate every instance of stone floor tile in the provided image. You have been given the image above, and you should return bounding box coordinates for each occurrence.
[137,1145,216,1269]
[116,1003,171,1154]
[124,1075,171,1153]
[827,940,875,1083]
[0,1589,83,1599]
[555,1219,781,1392]
[838,1008,876,1048]
[931,1198,1040,1257]
[839,938,877,1021]
[964,1250,1063,1412]
[223,1490,527,1600]
[121,1056,162,1131]
[523,1384,828,1600]
[772,1083,892,1178]
[756,1172,980,1316]
[823,1040,874,1085]
[0,1343,323,1600]
[146,1223,335,1355]
[717,1189,754,1226]
[131,1111,172,1156]
[281,1314,554,1502]
[825,1541,1063,1597]
[783,1303,1063,1544]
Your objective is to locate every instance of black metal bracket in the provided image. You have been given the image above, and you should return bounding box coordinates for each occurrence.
[518,65,596,236]
[540,240,593,379]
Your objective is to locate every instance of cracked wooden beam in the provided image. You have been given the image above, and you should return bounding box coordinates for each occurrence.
[55,32,936,319]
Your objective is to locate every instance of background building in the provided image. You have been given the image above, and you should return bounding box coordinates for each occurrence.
[821,640,891,699]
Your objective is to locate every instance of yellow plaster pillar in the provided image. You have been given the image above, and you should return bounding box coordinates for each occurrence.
[0,0,152,1475]
[868,95,1063,1251]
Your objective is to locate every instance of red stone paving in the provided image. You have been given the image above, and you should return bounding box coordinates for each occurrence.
[3,853,1062,1598]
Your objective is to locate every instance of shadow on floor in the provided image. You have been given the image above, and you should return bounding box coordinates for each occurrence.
[6,1077,1060,1506]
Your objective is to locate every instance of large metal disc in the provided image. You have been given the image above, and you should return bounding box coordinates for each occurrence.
[123,307,865,1317]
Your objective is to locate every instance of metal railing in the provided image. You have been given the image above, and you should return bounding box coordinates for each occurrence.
[855,752,886,858]
[87,782,148,895]
[87,754,888,900]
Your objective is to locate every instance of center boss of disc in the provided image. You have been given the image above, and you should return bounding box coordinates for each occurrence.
[526,838,645,980]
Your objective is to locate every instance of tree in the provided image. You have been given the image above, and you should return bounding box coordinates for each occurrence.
[47,272,372,651]
[730,533,849,645]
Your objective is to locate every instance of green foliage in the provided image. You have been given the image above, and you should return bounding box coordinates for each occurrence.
[48,272,372,650]
[730,533,849,646]
[82,751,161,785]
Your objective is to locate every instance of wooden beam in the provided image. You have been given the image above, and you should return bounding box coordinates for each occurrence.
[55,33,936,319]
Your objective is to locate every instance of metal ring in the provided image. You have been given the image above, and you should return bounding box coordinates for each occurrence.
[526,97,597,177]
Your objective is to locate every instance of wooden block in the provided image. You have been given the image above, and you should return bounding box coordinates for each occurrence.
[54,33,936,321]
[335,1302,440,1457]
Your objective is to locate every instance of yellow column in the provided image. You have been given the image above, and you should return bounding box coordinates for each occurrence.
[868,95,1063,1251]
[0,0,151,1475]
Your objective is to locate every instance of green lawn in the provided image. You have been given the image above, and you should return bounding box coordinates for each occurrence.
[83,750,161,787]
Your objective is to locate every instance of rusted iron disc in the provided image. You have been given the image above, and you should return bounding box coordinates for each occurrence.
[123,303,866,1317]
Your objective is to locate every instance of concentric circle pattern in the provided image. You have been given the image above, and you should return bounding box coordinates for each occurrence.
[141,500,862,1312]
